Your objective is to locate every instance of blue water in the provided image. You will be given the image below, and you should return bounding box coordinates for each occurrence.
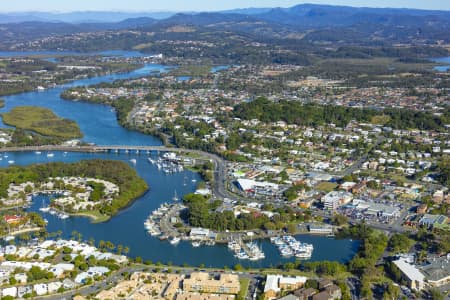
[0,64,169,146]
[211,65,230,73]
[0,50,149,58]
[432,56,450,72]
[0,51,359,267]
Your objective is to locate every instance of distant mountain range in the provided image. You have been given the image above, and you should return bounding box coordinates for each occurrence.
[0,11,175,24]
[1,4,449,25]
[0,4,449,48]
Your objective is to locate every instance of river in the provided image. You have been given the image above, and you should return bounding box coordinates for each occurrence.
[432,56,450,72]
[0,51,359,267]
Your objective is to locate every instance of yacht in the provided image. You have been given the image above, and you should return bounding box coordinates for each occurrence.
[191,241,201,247]
[35,151,42,155]
[170,237,181,245]
[39,206,50,213]
[59,213,69,220]
[7,160,14,164]
[130,159,137,165]
[47,153,54,158]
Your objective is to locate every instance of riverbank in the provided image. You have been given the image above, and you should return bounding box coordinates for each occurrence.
[1,226,42,238]
[70,211,111,223]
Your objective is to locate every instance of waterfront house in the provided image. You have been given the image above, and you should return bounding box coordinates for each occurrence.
[264,275,307,299]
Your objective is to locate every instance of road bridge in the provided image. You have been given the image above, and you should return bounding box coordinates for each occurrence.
[0,145,234,202]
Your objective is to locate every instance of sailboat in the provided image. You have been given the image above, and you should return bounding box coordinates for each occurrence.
[172,190,179,201]
[58,203,69,220]
[39,199,50,213]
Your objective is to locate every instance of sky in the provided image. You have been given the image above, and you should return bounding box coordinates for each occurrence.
[1,0,449,12]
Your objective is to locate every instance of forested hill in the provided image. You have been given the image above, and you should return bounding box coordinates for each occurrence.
[233,98,449,131]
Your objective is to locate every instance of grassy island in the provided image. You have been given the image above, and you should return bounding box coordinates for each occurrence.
[1,106,82,139]
[0,159,148,222]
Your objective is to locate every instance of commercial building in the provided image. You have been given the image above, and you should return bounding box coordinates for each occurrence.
[393,257,425,291]
[322,191,353,210]
[419,214,448,228]
[393,254,450,291]
[420,255,450,288]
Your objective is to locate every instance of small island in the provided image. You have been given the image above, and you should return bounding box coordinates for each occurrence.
[0,159,148,222]
[1,106,82,139]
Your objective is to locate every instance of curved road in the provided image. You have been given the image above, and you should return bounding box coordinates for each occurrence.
[0,145,234,202]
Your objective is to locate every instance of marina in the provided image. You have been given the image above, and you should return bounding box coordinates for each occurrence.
[0,55,359,267]
[270,236,314,259]
[228,238,265,261]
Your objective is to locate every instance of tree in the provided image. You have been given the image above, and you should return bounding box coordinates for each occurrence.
[388,233,414,253]
[332,214,348,226]
[233,264,244,271]
[429,288,444,300]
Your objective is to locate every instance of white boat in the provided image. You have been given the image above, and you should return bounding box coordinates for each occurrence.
[39,207,50,213]
[35,151,42,155]
[192,241,201,247]
[172,190,179,201]
[130,159,137,164]
[47,153,54,157]
[59,213,69,220]
[7,160,14,164]
[170,237,181,245]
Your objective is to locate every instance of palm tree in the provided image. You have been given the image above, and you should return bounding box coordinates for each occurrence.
[105,241,115,252]
[98,240,106,250]
[116,244,123,255]
[71,230,78,240]
[123,246,130,255]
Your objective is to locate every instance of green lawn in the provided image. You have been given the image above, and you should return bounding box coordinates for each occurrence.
[71,211,111,223]
[238,278,250,300]
[1,106,82,139]
[315,182,338,192]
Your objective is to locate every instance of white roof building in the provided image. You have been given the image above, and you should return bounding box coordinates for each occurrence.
[2,286,17,297]
[264,274,307,294]
[393,258,425,291]
[47,281,62,294]
[33,283,48,296]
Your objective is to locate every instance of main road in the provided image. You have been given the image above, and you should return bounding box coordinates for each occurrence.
[0,144,234,202]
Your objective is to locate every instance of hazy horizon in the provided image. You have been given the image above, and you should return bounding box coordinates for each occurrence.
[1,0,449,13]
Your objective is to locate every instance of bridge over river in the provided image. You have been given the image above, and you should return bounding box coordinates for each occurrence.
[0,145,234,202]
